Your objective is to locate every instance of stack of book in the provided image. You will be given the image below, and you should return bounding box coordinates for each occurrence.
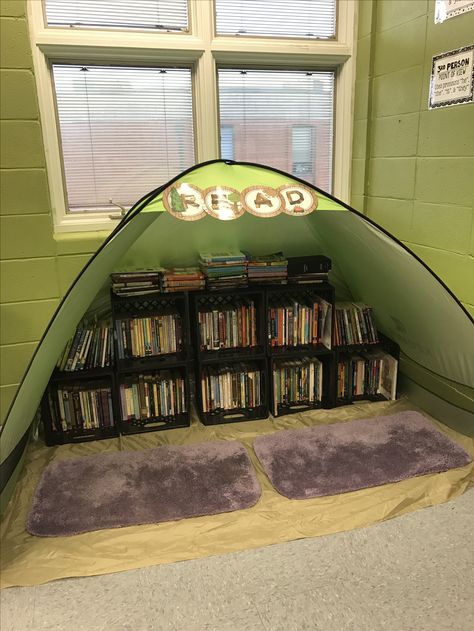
[50,384,114,432]
[287,255,331,284]
[111,270,162,296]
[201,362,262,412]
[120,371,186,423]
[161,267,205,293]
[334,302,379,346]
[272,357,323,415]
[198,300,257,351]
[114,313,182,359]
[57,323,113,371]
[247,252,288,284]
[199,251,248,290]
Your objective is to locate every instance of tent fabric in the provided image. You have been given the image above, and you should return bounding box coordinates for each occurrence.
[1,397,473,588]
[1,160,473,509]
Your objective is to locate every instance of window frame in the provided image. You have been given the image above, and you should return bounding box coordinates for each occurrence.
[28,0,357,233]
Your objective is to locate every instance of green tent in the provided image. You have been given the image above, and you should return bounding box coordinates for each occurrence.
[1,160,473,512]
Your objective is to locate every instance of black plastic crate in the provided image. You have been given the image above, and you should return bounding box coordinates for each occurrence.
[112,290,193,359]
[269,352,334,417]
[334,332,399,406]
[191,288,266,360]
[197,358,268,425]
[117,365,191,435]
[42,376,119,446]
[266,283,335,354]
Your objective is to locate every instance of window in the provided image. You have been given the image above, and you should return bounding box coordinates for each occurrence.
[52,65,194,212]
[215,0,336,39]
[218,70,333,190]
[28,0,356,232]
[44,0,189,32]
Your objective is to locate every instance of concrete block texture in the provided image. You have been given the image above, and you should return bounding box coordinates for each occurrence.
[0,299,59,345]
[0,121,46,168]
[0,258,59,303]
[0,69,39,119]
[0,215,56,259]
[0,17,31,69]
[0,1,26,18]
[0,169,51,215]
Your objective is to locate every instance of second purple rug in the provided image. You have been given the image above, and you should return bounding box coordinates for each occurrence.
[253,411,471,499]
[27,440,261,536]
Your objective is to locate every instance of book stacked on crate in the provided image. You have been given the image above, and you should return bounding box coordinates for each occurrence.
[111,269,162,296]
[161,267,205,293]
[49,383,114,432]
[337,350,398,401]
[198,299,257,351]
[287,255,331,284]
[57,322,113,371]
[199,250,248,290]
[201,362,262,412]
[272,356,323,415]
[334,302,379,346]
[114,312,182,359]
[247,252,288,284]
[119,371,186,425]
[268,296,332,348]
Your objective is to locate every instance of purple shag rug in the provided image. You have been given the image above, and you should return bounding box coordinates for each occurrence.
[254,411,471,499]
[27,441,261,537]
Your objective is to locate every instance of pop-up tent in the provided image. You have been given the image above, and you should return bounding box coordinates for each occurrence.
[1,160,473,513]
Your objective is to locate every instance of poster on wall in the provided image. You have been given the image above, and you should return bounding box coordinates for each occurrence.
[435,0,474,23]
[429,45,474,109]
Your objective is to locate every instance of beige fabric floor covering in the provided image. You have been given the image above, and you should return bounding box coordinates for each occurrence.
[1,397,473,588]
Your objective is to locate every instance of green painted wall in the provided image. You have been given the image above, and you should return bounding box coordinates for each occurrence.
[0,1,106,425]
[352,0,474,318]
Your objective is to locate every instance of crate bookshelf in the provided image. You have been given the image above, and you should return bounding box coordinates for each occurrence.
[266,283,335,417]
[117,364,191,435]
[41,278,401,440]
[111,290,192,434]
[42,369,119,446]
[197,358,268,425]
[334,332,400,406]
[190,288,268,424]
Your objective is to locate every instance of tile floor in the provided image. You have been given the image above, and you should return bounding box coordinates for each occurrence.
[1,487,473,631]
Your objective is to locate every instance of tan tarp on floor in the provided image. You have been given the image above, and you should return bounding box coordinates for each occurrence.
[1,397,473,588]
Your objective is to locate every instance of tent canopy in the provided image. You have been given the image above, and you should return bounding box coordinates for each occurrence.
[1,160,473,509]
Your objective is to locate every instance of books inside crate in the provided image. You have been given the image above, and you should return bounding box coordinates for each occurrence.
[271,356,324,417]
[112,292,189,367]
[44,380,118,445]
[334,302,379,347]
[56,322,113,372]
[197,299,258,352]
[268,293,333,350]
[119,369,189,433]
[199,361,267,424]
[337,350,398,403]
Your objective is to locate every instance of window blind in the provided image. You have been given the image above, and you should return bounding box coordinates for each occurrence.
[218,69,334,190]
[52,65,195,212]
[45,0,188,32]
[215,0,336,39]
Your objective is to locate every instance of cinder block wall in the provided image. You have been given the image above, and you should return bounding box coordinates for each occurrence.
[0,1,105,425]
[351,0,474,318]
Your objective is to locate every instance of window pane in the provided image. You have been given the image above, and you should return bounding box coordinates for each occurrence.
[52,65,195,212]
[218,69,334,191]
[45,0,188,32]
[215,0,336,39]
